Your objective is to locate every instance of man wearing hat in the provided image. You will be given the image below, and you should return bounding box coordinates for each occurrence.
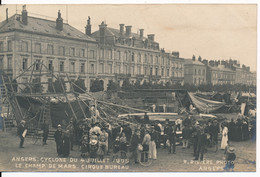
[54,124,63,156]
[130,129,142,164]
[17,120,27,148]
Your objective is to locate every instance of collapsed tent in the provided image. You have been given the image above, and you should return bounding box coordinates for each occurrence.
[188,92,226,113]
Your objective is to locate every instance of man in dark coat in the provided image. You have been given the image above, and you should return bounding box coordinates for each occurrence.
[17,120,27,148]
[42,121,49,145]
[62,130,71,157]
[54,124,63,156]
[154,122,161,148]
[228,119,236,141]
[194,127,207,160]
[168,122,177,154]
[210,120,220,144]
[144,112,150,124]
[123,123,132,142]
[130,129,142,163]
[163,122,170,148]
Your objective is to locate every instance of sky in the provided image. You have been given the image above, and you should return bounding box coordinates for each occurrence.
[0,4,257,71]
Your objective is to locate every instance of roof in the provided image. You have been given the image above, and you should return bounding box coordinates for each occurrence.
[184,59,205,66]
[0,14,96,42]
[208,65,235,72]
[91,26,159,44]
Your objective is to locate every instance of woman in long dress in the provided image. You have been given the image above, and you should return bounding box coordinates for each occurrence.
[221,126,229,150]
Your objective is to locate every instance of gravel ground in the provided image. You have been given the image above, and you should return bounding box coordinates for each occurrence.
[0,128,256,172]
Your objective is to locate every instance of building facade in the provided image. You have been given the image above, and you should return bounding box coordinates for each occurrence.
[0,7,98,92]
[184,59,207,85]
[91,21,184,88]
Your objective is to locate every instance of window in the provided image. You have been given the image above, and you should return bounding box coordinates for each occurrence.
[145,54,148,63]
[155,68,158,76]
[100,49,104,59]
[59,46,65,56]
[194,69,197,75]
[35,59,41,71]
[80,49,85,57]
[108,64,112,74]
[35,43,41,53]
[150,67,153,75]
[131,52,135,62]
[22,58,28,70]
[108,49,112,59]
[21,41,28,52]
[47,45,54,55]
[89,50,95,58]
[80,63,85,73]
[202,69,205,75]
[124,51,128,61]
[117,51,121,60]
[162,57,165,65]
[144,67,147,75]
[90,64,95,73]
[138,53,141,63]
[116,65,121,74]
[161,68,164,76]
[70,48,75,56]
[198,69,201,75]
[167,69,169,77]
[59,61,64,72]
[138,66,141,75]
[0,42,3,52]
[131,66,134,75]
[172,71,175,77]
[7,57,12,69]
[194,78,197,84]
[0,57,3,70]
[156,56,159,64]
[8,41,12,51]
[99,63,104,73]
[48,60,53,71]
[70,62,75,72]
[150,55,153,64]
[124,65,128,74]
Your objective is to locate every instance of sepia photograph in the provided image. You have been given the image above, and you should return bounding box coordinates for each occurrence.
[0,2,257,174]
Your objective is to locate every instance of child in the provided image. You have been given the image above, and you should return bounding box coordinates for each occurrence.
[112,136,120,161]
[224,145,236,172]
[81,135,89,158]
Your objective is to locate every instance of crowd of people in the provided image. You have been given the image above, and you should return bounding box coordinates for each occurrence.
[16,108,256,170]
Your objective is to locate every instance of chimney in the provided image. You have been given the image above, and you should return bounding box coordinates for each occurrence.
[22,5,28,25]
[202,60,208,66]
[85,16,91,36]
[209,60,214,67]
[6,8,8,22]
[139,29,144,38]
[198,56,202,62]
[56,10,63,31]
[125,26,132,36]
[119,24,124,35]
[192,55,196,61]
[147,34,155,41]
[99,21,107,44]
[172,51,179,58]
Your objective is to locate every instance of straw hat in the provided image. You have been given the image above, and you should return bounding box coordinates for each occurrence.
[227,146,236,153]
[20,120,26,124]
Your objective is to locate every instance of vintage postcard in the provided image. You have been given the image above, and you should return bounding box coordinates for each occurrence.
[0,3,257,173]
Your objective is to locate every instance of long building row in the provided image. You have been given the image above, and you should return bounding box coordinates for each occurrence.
[0,7,256,92]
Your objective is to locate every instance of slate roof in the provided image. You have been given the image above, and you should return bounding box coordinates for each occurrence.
[91,26,159,44]
[184,59,205,66]
[0,14,96,42]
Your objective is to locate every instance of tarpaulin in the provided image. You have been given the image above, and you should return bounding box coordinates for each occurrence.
[188,92,225,113]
